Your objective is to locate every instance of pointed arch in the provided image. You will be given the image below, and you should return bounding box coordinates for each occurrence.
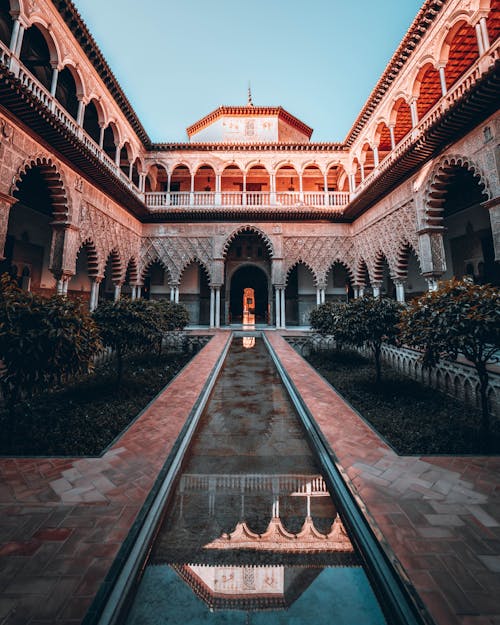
[285,259,318,287]
[140,256,172,284]
[395,241,421,281]
[222,225,274,258]
[75,238,99,277]
[179,256,211,286]
[424,154,491,228]
[11,155,70,223]
[104,248,122,284]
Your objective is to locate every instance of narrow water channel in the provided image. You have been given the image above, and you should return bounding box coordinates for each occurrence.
[124,336,387,624]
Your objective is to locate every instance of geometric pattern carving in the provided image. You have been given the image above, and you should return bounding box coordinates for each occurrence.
[353,201,419,283]
[141,236,213,284]
[283,236,355,286]
[78,202,140,279]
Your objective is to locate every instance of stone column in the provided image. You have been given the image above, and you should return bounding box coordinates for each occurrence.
[320,288,326,304]
[215,287,221,328]
[131,285,137,300]
[372,283,381,298]
[14,23,24,57]
[50,66,59,97]
[98,124,105,149]
[215,173,221,205]
[9,18,20,52]
[275,288,281,328]
[242,173,246,205]
[115,144,121,167]
[475,21,485,55]
[316,288,321,306]
[280,288,286,329]
[394,281,405,303]
[323,171,329,205]
[0,193,16,260]
[210,287,215,328]
[270,172,276,205]
[410,98,419,128]
[426,277,439,292]
[418,227,447,280]
[89,277,102,312]
[389,124,396,150]
[299,173,304,202]
[76,100,85,126]
[373,145,379,167]
[113,283,122,301]
[55,273,71,296]
[360,162,365,182]
[480,16,490,50]
[175,286,179,303]
[438,65,447,96]
[190,171,195,205]
[136,285,142,299]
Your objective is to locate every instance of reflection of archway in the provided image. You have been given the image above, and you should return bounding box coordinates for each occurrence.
[229,265,268,324]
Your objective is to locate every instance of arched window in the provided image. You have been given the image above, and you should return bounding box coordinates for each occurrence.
[20,25,55,91]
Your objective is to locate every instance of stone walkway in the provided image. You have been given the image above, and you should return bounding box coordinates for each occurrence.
[0,332,229,625]
[0,329,499,625]
[267,332,500,625]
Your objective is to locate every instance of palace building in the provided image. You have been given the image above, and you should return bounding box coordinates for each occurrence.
[0,0,498,328]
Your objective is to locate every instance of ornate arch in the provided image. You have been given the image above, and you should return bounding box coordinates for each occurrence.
[74,238,99,278]
[11,154,71,223]
[423,153,491,227]
[395,241,421,280]
[285,259,318,287]
[372,250,393,283]
[104,248,122,284]
[222,225,274,258]
[179,257,212,286]
[140,256,173,284]
[355,257,371,286]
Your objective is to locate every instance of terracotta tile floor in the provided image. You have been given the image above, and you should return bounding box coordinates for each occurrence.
[267,332,500,625]
[0,331,229,625]
[1,329,499,625]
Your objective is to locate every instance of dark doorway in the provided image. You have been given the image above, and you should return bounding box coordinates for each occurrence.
[229,266,268,324]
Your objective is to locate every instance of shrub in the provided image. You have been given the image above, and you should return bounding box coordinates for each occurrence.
[399,278,500,440]
[0,273,101,407]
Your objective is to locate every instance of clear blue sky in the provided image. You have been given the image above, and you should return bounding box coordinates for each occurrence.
[74,0,423,143]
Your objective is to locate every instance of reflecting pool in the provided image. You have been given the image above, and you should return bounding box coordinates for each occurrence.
[124,337,387,624]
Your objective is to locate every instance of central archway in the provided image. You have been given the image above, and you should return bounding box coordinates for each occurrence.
[229,265,268,324]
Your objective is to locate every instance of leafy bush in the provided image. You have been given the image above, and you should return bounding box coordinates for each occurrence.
[311,296,402,385]
[399,278,500,439]
[0,273,101,407]
[309,302,346,337]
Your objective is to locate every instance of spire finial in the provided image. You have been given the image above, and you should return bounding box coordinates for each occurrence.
[247,82,253,107]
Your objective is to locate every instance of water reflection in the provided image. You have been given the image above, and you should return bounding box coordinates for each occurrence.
[125,338,386,624]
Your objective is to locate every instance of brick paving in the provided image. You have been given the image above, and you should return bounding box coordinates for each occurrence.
[0,331,229,625]
[1,329,499,625]
[267,331,500,625]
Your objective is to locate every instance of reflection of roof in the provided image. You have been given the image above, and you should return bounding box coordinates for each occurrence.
[204,515,353,553]
[172,564,325,611]
[186,106,313,139]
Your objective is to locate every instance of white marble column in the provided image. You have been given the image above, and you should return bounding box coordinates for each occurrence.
[113,284,121,301]
[410,99,419,128]
[280,288,286,329]
[9,18,20,52]
[210,288,215,328]
[50,67,59,97]
[320,288,325,304]
[389,125,396,150]
[89,278,101,311]
[170,286,175,302]
[215,287,221,328]
[316,288,321,306]
[394,281,405,303]
[372,284,381,298]
[426,277,439,292]
[480,16,490,50]
[275,288,281,328]
[131,285,137,300]
[14,23,24,57]
[438,65,447,96]
[475,22,485,55]
[174,286,179,303]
